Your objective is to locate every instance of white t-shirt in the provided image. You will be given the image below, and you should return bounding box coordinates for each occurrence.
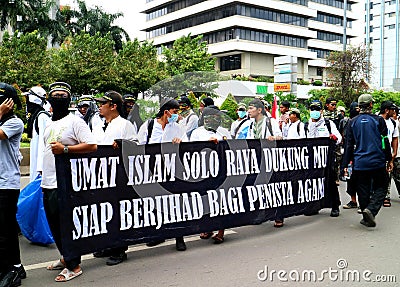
[137,119,185,144]
[306,119,342,145]
[246,116,282,139]
[230,118,251,139]
[92,115,137,145]
[41,114,96,189]
[30,112,51,182]
[190,126,232,142]
[179,110,199,138]
[284,120,306,140]
[384,118,399,145]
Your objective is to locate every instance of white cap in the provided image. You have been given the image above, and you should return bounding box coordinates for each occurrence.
[25,86,47,105]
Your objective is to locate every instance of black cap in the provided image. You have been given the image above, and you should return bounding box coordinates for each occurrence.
[96,91,123,105]
[201,97,214,107]
[381,101,397,111]
[179,96,192,108]
[310,100,322,110]
[49,82,71,96]
[123,94,137,102]
[0,82,22,110]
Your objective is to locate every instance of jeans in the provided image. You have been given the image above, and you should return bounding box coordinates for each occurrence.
[0,189,21,272]
[353,168,388,217]
[43,188,81,270]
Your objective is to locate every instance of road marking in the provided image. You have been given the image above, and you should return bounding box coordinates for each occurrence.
[24,230,237,271]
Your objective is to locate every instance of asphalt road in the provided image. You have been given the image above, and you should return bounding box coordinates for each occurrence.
[18,176,400,287]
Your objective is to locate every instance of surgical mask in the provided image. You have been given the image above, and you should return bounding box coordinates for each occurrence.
[238,111,247,119]
[310,110,321,120]
[168,113,179,123]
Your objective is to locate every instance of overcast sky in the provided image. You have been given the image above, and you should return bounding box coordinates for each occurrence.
[60,0,146,40]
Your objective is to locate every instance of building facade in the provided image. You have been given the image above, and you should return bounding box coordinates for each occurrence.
[142,0,359,82]
[366,0,400,90]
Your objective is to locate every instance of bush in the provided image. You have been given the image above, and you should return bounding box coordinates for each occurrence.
[312,80,323,86]
[220,93,238,120]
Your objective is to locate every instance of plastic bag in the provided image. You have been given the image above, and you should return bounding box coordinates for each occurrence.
[16,175,54,245]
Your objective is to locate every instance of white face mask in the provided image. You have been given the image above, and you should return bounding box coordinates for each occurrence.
[168,113,178,123]
[310,110,321,120]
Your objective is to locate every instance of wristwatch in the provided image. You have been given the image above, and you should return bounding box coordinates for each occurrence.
[63,145,69,154]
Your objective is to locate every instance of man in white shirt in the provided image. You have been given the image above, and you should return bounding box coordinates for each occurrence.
[246,99,282,140]
[23,86,51,182]
[191,106,231,243]
[283,108,306,140]
[42,82,97,282]
[91,91,137,266]
[178,96,198,140]
[379,101,399,207]
[307,100,342,217]
[230,103,251,139]
[137,97,187,251]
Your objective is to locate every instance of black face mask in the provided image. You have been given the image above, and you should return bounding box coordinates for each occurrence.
[48,97,71,121]
[25,102,44,138]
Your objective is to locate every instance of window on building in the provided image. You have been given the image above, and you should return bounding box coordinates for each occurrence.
[317,67,323,76]
[388,24,395,29]
[220,54,242,71]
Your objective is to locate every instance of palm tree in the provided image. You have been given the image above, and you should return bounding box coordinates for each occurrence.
[0,0,33,31]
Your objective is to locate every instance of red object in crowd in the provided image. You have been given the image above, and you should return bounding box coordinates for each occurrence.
[271,95,278,119]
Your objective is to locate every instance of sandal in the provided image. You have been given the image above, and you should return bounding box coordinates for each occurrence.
[212,234,224,244]
[274,220,284,228]
[200,232,214,239]
[55,268,82,282]
[383,198,391,207]
[47,259,65,271]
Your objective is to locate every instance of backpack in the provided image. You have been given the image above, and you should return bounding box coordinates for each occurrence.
[234,118,249,138]
[146,119,155,144]
[250,116,273,138]
[304,119,332,137]
[34,111,51,135]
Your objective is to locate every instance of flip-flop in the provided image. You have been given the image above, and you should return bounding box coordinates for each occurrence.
[274,220,284,228]
[55,268,82,282]
[200,232,214,239]
[212,235,224,244]
[47,259,65,271]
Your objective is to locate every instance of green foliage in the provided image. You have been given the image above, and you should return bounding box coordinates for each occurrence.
[297,79,310,85]
[0,31,51,89]
[241,97,256,107]
[114,39,166,94]
[162,34,215,76]
[220,93,238,120]
[326,45,371,106]
[135,99,159,120]
[187,91,200,109]
[370,90,400,114]
[312,80,323,86]
[49,32,116,94]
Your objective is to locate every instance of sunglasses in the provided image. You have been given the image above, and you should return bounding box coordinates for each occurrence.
[329,103,337,106]
[310,106,321,111]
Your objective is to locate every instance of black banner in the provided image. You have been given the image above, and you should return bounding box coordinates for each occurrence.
[56,138,335,260]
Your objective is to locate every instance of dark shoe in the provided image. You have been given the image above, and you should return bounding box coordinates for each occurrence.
[342,201,357,209]
[14,266,25,280]
[0,269,21,287]
[146,239,165,247]
[175,237,186,251]
[93,249,114,258]
[360,219,375,227]
[212,235,224,244]
[362,208,376,227]
[357,207,362,214]
[106,252,127,266]
[330,209,340,217]
[274,219,284,228]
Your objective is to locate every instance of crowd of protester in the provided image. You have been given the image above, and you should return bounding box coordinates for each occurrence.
[0,80,398,285]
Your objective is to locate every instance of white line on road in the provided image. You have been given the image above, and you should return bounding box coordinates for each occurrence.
[24,230,237,271]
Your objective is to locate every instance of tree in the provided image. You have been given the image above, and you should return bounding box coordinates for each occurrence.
[162,34,216,76]
[0,31,51,89]
[220,93,238,120]
[0,0,33,31]
[326,45,372,106]
[114,39,166,94]
[49,32,116,95]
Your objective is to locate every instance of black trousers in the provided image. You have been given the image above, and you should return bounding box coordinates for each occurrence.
[43,188,81,270]
[0,189,21,272]
[353,168,388,217]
